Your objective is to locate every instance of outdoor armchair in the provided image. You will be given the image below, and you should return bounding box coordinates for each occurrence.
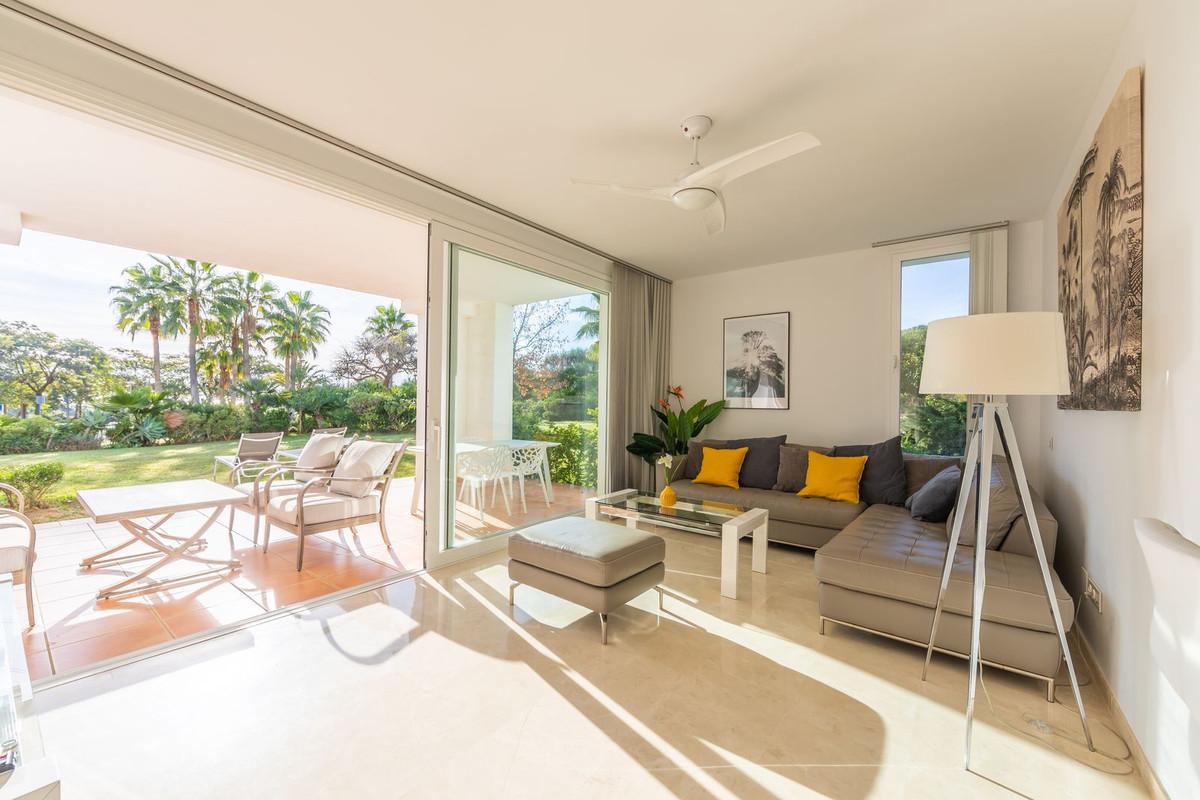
[0,483,38,626]
[212,431,285,482]
[262,440,407,570]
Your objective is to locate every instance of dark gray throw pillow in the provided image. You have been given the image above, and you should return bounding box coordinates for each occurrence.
[831,435,907,505]
[773,443,831,493]
[683,439,725,479]
[719,435,787,489]
[905,465,961,522]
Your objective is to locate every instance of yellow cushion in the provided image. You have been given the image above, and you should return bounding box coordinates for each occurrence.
[798,451,869,503]
[694,446,749,489]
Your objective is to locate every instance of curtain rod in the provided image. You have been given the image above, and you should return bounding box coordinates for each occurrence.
[871,220,1009,248]
[0,0,671,286]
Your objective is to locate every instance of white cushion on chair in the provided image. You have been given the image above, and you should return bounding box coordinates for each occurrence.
[266,491,380,526]
[296,433,344,470]
[234,479,304,509]
[330,441,396,498]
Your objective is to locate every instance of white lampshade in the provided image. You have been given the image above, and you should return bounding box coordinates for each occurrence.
[919,312,1070,396]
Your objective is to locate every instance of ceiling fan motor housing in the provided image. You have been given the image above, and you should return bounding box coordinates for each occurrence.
[680,115,713,140]
[672,186,718,211]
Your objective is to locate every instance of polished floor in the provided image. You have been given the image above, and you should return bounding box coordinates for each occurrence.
[21,477,592,680]
[20,524,1149,799]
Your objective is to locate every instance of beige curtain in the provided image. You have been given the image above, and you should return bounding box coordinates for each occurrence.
[607,264,671,493]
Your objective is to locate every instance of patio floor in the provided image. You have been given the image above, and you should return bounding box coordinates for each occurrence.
[18,477,593,680]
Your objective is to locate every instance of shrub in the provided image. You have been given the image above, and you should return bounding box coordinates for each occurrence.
[0,416,56,455]
[253,405,292,434]
[0,462,65,508]
[346,385,414,433]
[538,421,598,488]
[166,404,251,444]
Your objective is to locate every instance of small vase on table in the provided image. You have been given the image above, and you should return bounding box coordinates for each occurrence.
[657,454,678,507]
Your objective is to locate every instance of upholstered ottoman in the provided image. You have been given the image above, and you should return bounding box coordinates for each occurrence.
[508,517,666,644]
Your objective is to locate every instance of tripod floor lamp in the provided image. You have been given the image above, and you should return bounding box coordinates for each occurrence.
[917,311,1094,768]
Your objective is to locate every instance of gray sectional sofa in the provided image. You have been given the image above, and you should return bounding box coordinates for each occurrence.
[673,444,1074,698]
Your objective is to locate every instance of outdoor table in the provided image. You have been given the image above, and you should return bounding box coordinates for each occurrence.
[77,479,244,601]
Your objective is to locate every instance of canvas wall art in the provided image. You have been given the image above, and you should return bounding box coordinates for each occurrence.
[723,312,789,409]
[1057,67,1143,411]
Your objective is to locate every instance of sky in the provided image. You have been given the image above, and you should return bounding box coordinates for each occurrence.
[900,254,970,329]
[0,229,410,370]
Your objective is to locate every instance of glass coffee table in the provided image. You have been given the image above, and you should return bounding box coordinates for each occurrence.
[586,489,768,599]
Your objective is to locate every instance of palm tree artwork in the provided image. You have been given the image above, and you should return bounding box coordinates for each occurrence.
[1056,68,1142,411]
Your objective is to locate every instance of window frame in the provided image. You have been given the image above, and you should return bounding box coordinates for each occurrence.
[886,234,972,444]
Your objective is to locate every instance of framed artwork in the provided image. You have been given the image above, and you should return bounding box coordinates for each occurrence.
[723,312,789,409]
[1057,67,1143,411]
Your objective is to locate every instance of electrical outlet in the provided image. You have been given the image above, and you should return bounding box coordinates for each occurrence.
[1082,567,1103,614]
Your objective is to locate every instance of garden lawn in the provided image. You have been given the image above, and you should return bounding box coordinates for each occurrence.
[0,432,416,523]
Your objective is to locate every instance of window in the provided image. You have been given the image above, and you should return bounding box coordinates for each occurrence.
[898,252,970,455]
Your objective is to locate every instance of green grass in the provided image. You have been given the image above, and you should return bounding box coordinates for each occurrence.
[0,432,416,523]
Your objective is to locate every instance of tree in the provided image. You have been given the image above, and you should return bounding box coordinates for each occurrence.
[0,322,107,416]
[228,271,279,387]
[365,303,413,339]
[512,299,569,397]
[899,325,966,455]
[571,296,601,361]
[110,261,184,392]
[331,304,416,388]
[266,290,331,390]
[332,333,416,388]
[151,256,239,403]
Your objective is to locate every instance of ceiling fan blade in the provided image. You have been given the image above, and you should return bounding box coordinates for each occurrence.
[703,194,726,235]
[570,178,674,202]
[683,131,821,188]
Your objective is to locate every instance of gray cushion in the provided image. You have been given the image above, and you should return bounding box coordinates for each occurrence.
[832,435,907,506]
[772,443,832,493]
[508,517,665,587]
[683,439,724,479]
[947,459,1021,549]
[902,453,961,496]
[672,479,866,530]
[814,505,1073,633]
[716,435,787,489]
[905,465,960,522]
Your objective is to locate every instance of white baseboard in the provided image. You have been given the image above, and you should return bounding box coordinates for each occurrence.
[1076,631,1170,799]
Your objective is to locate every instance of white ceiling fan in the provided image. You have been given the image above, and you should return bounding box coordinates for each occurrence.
[573,115,820,235]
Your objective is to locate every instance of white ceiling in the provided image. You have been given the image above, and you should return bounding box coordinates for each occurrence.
[0,89,428,306]
[24,1,1132,279]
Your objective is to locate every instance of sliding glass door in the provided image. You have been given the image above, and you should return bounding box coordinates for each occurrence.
[424,225,608,566]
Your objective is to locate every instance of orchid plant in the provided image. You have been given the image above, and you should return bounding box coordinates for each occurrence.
[626,386,725,483]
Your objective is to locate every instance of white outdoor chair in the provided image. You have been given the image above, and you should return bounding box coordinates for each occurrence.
[227,432,347,545]
[262,440,407,571]
[0,483,38,626]
[212,431,284,481]
[457,446,512,521]
[501,444,552,513]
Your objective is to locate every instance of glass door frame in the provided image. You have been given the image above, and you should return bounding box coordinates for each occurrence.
[424,222,610,570]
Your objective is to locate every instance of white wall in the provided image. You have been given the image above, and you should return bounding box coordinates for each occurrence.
[1030,1,1200,796]
[670,222,1044,454]
[670,247,895,446]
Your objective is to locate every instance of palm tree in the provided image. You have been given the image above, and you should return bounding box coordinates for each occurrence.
[151,256,239,403]
[1093,149,1128,397]
[365,303,413,339]
[1063,144,1097,396]
[571,297,601,360]
[229,271,279,387]
[266,291,331,390]
[110,262,184,392]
